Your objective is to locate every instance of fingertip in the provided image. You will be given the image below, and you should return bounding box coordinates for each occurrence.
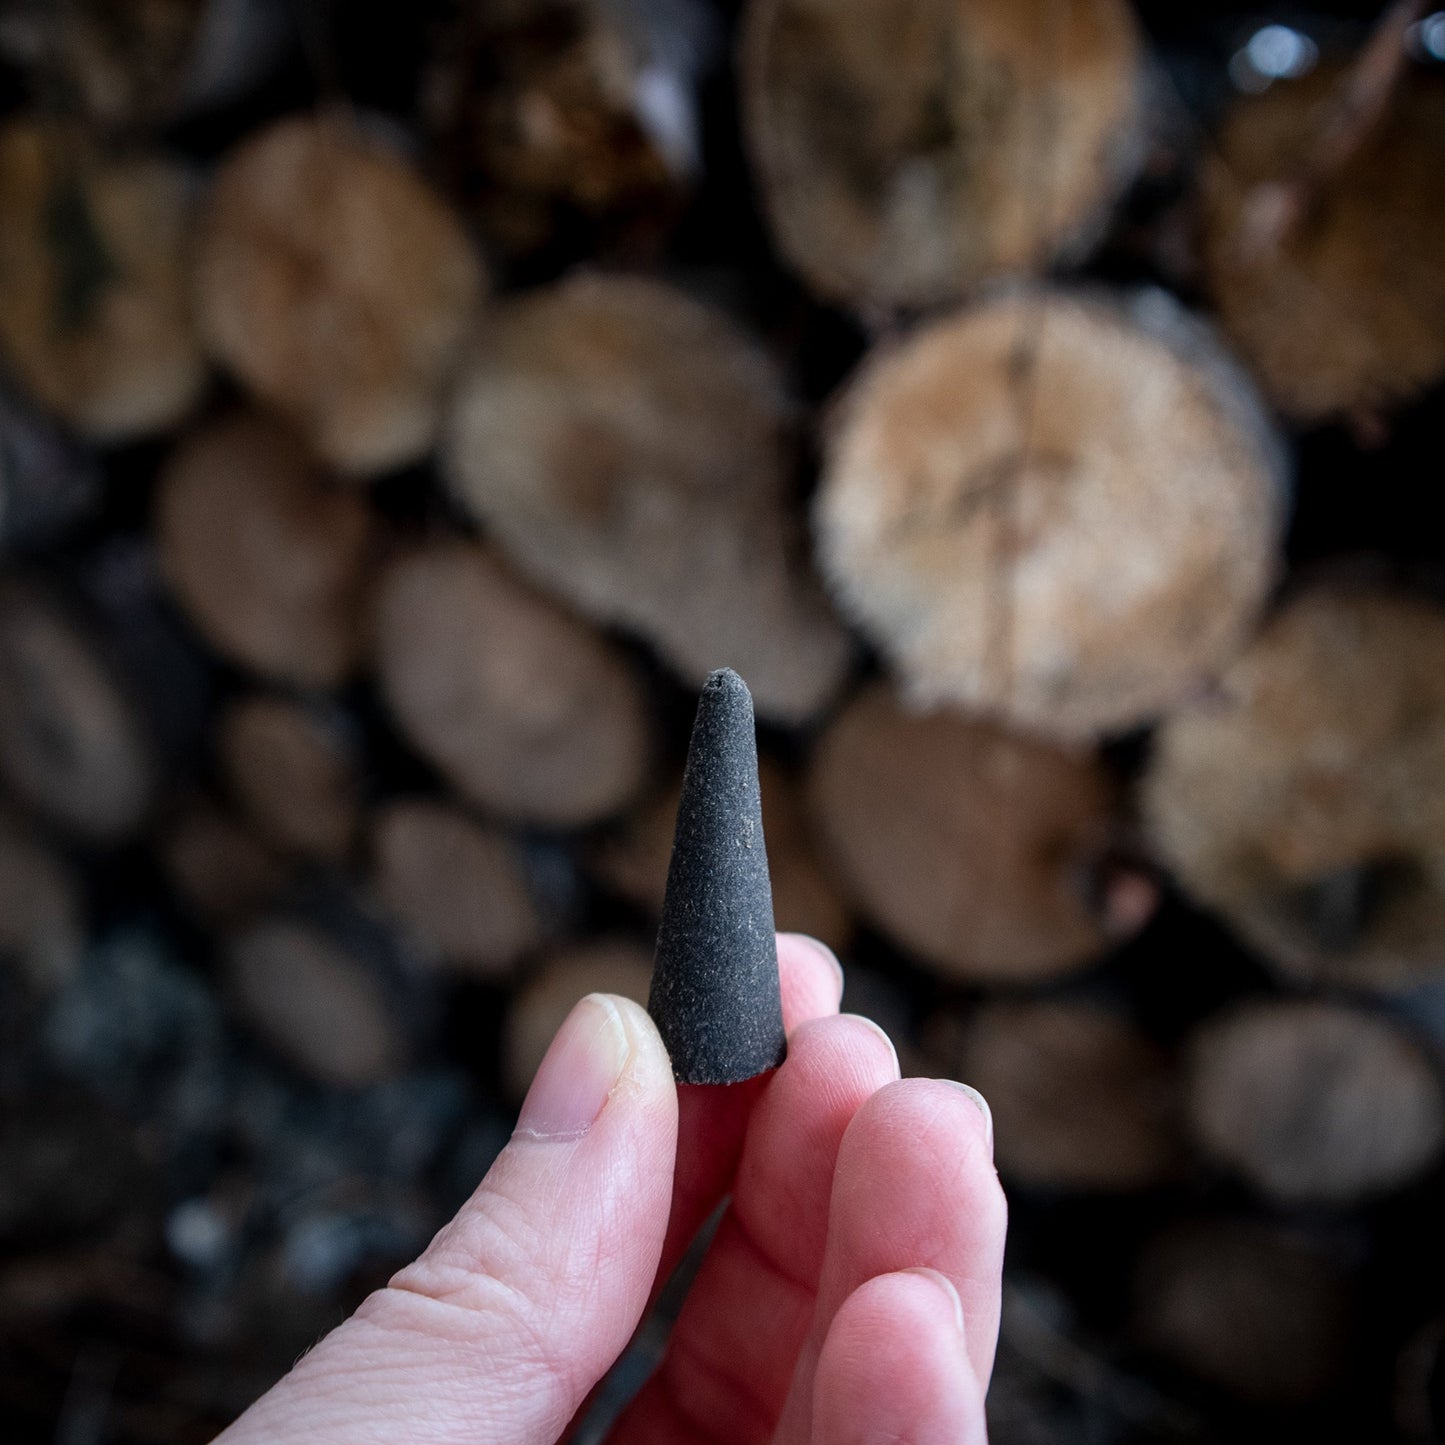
[777,932,844,1031]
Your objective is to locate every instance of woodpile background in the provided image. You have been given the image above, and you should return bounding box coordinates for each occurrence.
[2,1,1444,1441]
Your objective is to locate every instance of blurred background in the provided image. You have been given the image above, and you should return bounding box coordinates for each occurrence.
[3,0,1445,1439]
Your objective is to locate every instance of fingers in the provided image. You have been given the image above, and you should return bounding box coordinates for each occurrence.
[656,933,844,1288]
[216,995,677,1445]
[810,1270,988,1445]
[773,1078,1006,1445]
[608,1012,900,1445]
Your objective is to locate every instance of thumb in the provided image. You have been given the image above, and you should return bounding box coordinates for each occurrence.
[215,994,678,1445]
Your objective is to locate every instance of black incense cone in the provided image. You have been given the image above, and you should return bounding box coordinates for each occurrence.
[649,669,786,1084]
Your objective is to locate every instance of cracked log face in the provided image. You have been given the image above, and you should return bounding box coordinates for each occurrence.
[740,0,1144,310]
[816,288,1286,739]
[1145,587,1445,991]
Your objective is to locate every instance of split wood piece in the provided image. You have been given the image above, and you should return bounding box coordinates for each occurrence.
[0,118,206,441]
[740,0,1146,311]
[369,798,545,979]
[503,939,653,1100]
[936,1000,1180,1190]
[224,913,410,1088]
[588,755,853,953]
[424,0,706,262]
[443,272,851,723]
[155,411,375,688]
[218,693,360,863]
[0,576,156,841]
[1202,64,1445,424]
[0,808,84,993]
[1186,998,1445,1206]
[195,112,486,476]
[1134,1218,1352,1406]
[372,540,651,827]
[1144,587,1445,991]
[158,797,290,926]
[817,288,1286,739]
[807,683,1153,983]
[0,382,100,551]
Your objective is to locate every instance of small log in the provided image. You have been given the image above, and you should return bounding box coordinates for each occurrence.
[1134,1218,1352,1405]
[588,755,854,953]
[369,798,545,979]
[0,807,84,992]
[371,540,651,827]
[195,112,486,476]
[1144,587,1445,990]
[816,287,1286,739]
[1202,64,1445,423]
[0,576,156,841]
[0,118,206,441]
[218,693,360,862]
[442,272,851,723]
[739,0,1146,310]
[224,913,411,1089]
[155,411,375,688]
[807,683,1151,982]
[0,381,100,552]
[503,939,653,1100]
[1186,998,1445,1205]
[934,999,1180,1190]
[157,796,290,927]
[424,0,706,262]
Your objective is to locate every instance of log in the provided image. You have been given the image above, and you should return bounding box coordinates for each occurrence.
[369,798,545,978]
[588,755,854,953]
[424,0,706,262]
[1143,587,1445,990]
[0,118,206,441]
[0,381,100,552]
[442,272,851,723]
[0,807,84,992]
[1134,1218,1351,1405]
[0,576,156,841]
[224,913,410,1088]
[503,939,654,1099]
[739,0,1146,310]
[157,797,290,926]
[816,287,1286,739]
[1202,64,1445,424]
[195,112,486,476]
[155,411,376,688]
[806,683,1153,982]
[218,693,360,862]
[371,540,652,827]
[1186,998,1445,1205]
[934,999,1181,1190]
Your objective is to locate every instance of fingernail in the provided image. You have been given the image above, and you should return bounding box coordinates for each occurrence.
[943,1080,994,1157]
[901,1267,965,1334]
[781,932,844,995]
[515,995,630,1142]
[841,1012,899,1071]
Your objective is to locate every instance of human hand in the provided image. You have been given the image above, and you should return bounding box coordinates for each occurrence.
[213,933,1006,1444]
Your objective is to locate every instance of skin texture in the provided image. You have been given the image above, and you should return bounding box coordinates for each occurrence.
[213,933,1006,1444]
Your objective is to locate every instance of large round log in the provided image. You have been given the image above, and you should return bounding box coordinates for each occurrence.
[1186,998,1445,1206]
[936,999,1181,1190]
[0,118,206,440]
[1202,65,1445,424]
[369,798,545,978]
[155,412,375,688]
[807,683,1152,982]
[0,576,156,841]
[740,0,1145,310]
[158,797,290,927]
[372,541,651,827]
[1144,587,1445,991]
[443,272,850,723]
[196,113,485,475]
[816,288,1286,739]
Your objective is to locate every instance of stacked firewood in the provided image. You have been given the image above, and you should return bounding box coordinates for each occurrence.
[3,1,1445,1441]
